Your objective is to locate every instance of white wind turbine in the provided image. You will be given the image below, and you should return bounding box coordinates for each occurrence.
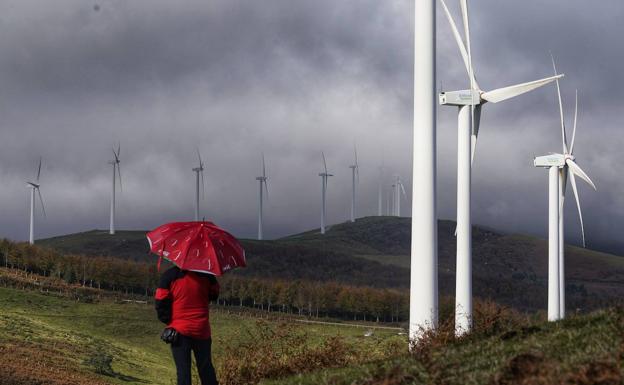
[390,183,396,216]
[108,144,122,235]
[349,146,359,223]
[192,149,205,221]
[26,158,46,244]
[319,152,333,235]
[377,164,384,216]
[394,176,407,217]
[256,153,269,240]
[438,0,563,335]
[534,62,596,321]
[410,0,438,340]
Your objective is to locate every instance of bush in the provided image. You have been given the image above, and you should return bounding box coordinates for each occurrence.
[217,321,362,385]
[83,349,114,376]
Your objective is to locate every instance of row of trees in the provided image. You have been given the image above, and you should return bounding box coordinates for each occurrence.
[0,239,409,322]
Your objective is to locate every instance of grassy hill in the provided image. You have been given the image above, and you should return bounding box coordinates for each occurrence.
[2,278,623,385]
[37,216,624,312]
[0,281,402,385]
[266,308,624,385]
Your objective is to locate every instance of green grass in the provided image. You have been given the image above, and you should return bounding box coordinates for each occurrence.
[0,287,403,385]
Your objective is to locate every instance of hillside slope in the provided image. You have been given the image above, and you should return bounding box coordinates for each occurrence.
[266,307,624,385]
[37,217,624,312]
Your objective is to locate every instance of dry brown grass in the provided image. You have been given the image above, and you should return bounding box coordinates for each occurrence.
[0,342,109,385]
[217,320,390,385]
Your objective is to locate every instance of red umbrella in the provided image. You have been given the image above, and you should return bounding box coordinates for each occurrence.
[146,221,246,276]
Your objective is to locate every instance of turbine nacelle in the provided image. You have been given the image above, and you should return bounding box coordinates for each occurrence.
[534,154,566,168]
[439,89,482,106]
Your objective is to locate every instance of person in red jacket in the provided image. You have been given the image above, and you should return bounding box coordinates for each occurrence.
[155,266,220,385]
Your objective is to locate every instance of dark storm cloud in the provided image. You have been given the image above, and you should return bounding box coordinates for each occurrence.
[0,0,622,254]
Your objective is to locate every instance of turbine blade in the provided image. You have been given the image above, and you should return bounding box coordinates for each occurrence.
[566,159,596,190]
[470,105,482,166]
[201,169,205,200]
[115,163,122,192]
[36,157,42,182]
[262,153,266,178]
[322,152,328,174]
[550,54,568,153]
[561,167,568,197]
[568,171,586,247]
[481,74,563,104]
[570,90,578,154]
[196,148,203,169]
[438,0,479,90]
[117,142,121,159]
[264,180,269,202]
[37,188,46,218]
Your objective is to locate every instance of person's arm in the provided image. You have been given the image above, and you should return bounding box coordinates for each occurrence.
[154,268,178,324]
[208,275,220,301]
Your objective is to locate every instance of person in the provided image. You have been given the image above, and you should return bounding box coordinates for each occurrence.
[155,266,220,385]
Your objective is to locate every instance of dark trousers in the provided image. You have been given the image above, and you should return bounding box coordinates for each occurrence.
[171,335,218,385]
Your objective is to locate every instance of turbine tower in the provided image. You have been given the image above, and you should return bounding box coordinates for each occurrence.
[438,0,562,335]
[26,158,46,244]
[256,153,269,240]
[534,61,596,321]
[319,152,333,234]
[192,149,205,221]
[349,146,359,223]
[410,0,438,340]
[108,144,122,235]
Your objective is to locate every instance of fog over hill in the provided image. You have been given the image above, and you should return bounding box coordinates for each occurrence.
[0,0,623,256]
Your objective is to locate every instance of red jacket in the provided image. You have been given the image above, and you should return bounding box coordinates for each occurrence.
[155,267,219,340]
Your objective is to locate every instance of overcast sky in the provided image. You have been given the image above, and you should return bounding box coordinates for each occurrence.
[0,0,622,253]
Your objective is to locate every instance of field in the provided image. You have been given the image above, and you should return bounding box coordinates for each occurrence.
[0,286,403,385]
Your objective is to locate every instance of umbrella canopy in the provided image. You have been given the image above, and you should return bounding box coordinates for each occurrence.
[147,221,246,276]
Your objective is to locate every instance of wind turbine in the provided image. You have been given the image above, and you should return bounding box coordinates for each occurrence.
[410,0,438,340]
[534,62,596,321]
[395,176,407,217]
[377,164,384,216]
[438,0,563,335]
[108,144,122,235]
[390,183,396,216]
[349,146,359,223]
[26,158,46,244]
[192,149,205,221]
[319,152,333,234]
[256,153,269,240]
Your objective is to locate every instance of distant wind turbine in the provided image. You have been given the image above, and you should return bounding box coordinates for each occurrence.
[192,149,205,221]
[27,158,46,244]
[390,183,396,216]
[377,165,384,216]
[395,176,407,217]
[438,0,563,335]
[256,153,269,240]
[534,60,596,321]
[319,152,333,234]
[349,146,359,223]
[108,144,122,235]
